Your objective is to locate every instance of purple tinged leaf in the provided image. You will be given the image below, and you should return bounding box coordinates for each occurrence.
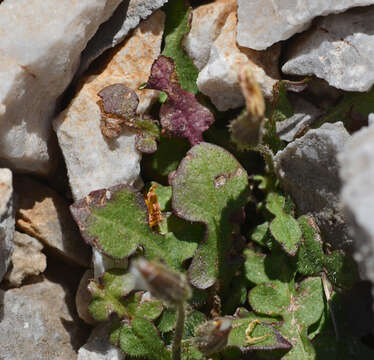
[146,55,215,145]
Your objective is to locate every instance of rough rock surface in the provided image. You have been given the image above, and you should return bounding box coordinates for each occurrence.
[339,124,374,284]
[54,11,165,201]
[76,269,96,325]
[275,122,351,249]
[183,0,236,71]
[4,231,46,287]
[0,168,14,282]
[78,322,125,360]
[79,0,168,75]
[0,278,88,360]
[0,0,122,175]
[276,95,322,142]
[14,176,91,267]
[282,7,374,92]
[237,0,374,50]
[196,12,280,111]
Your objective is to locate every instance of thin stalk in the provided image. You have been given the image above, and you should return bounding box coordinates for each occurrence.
[172,301,185,360]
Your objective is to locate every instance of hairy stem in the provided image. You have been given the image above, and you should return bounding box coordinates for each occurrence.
[172,301,185,360]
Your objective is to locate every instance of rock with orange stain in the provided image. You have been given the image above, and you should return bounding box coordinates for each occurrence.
[195,11,280,111]
[183,0,236,71]
[53,11,165,201]
[0,0,122,175]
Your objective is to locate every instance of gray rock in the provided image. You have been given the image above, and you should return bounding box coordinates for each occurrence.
[4,231,46,287]
[276,95,322,142]
[14,176,91,267]
[237,0,374,50]
[54,11,164,201]
[282,7,374,92]
[0,278,88,360]
[0,0,122,175]
[78,0,168,75]
[78,322,124,360]
[339,124,374,284]
[76,269,96,325]
[0,168,14,282]
[275,122,351,249]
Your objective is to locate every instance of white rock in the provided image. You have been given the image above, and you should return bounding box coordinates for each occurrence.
[0,168,14,282]
[237,0,374,50]
[0,0,122,175]
[196,12,280,111]
[0,278,88,359]
[5,232,46,287]
[275,122,352,249]
[79,0,168,75]
[339,124,374,284]
[183,0,236,71]
[78,322,125,360]
[282,7,374,92]
[54,11,165,201]
[276,95,322,142]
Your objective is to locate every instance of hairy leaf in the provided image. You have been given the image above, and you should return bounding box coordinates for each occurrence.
[70,185,199,271]
[249,277,325,359]
[266,192,301,255]
[88,269,135,321]
[170,142,249,289]
[162,0,198,93]
[119,317,171,360]
[297,216,357,289]
[146,56,215,145]
[227,311,291,352]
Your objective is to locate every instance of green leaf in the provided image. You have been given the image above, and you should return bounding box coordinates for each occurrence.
[119,317,171,360]
[171,142,250,289]
[152,182,172,211]
[227,311,291,352]
[123,292,163,320]
[162,0,198,93]
[250,222,273,248]
[243,249,271,285]
[249,277,325,359]
[88,269,135,321]
[266,193,301,255]
[70,185,199,272]
[297,216,357,289]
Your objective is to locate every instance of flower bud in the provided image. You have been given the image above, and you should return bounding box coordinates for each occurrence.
[130,258,191,304]
[194,317,232,356]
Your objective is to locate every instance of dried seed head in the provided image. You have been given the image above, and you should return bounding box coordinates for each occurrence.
[194,317,232,356]
[130,258,191,304]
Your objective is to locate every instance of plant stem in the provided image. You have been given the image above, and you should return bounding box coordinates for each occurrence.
[172,301,185,360]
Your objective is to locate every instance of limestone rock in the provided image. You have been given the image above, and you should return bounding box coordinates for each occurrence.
[78,322,125,360]
[14,176,91,267]
[0,278,88,360]
[275,122,351,249]
[79,0,168,75]
[0,168,14,282]
[282,7,374,92]
[5,231,46,287]
[276,95,322,142]
[54,11,165,201]
[0,0,122,175]
[339,124,374,284]
[183,0,236,71]
[196,12,280,111]
[76,269,96,325]
[237,0,374,50]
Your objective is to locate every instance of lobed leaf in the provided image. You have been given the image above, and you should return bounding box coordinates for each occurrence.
[70,185,199,271]
[170,142,250,289]
[146,56,215,145]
